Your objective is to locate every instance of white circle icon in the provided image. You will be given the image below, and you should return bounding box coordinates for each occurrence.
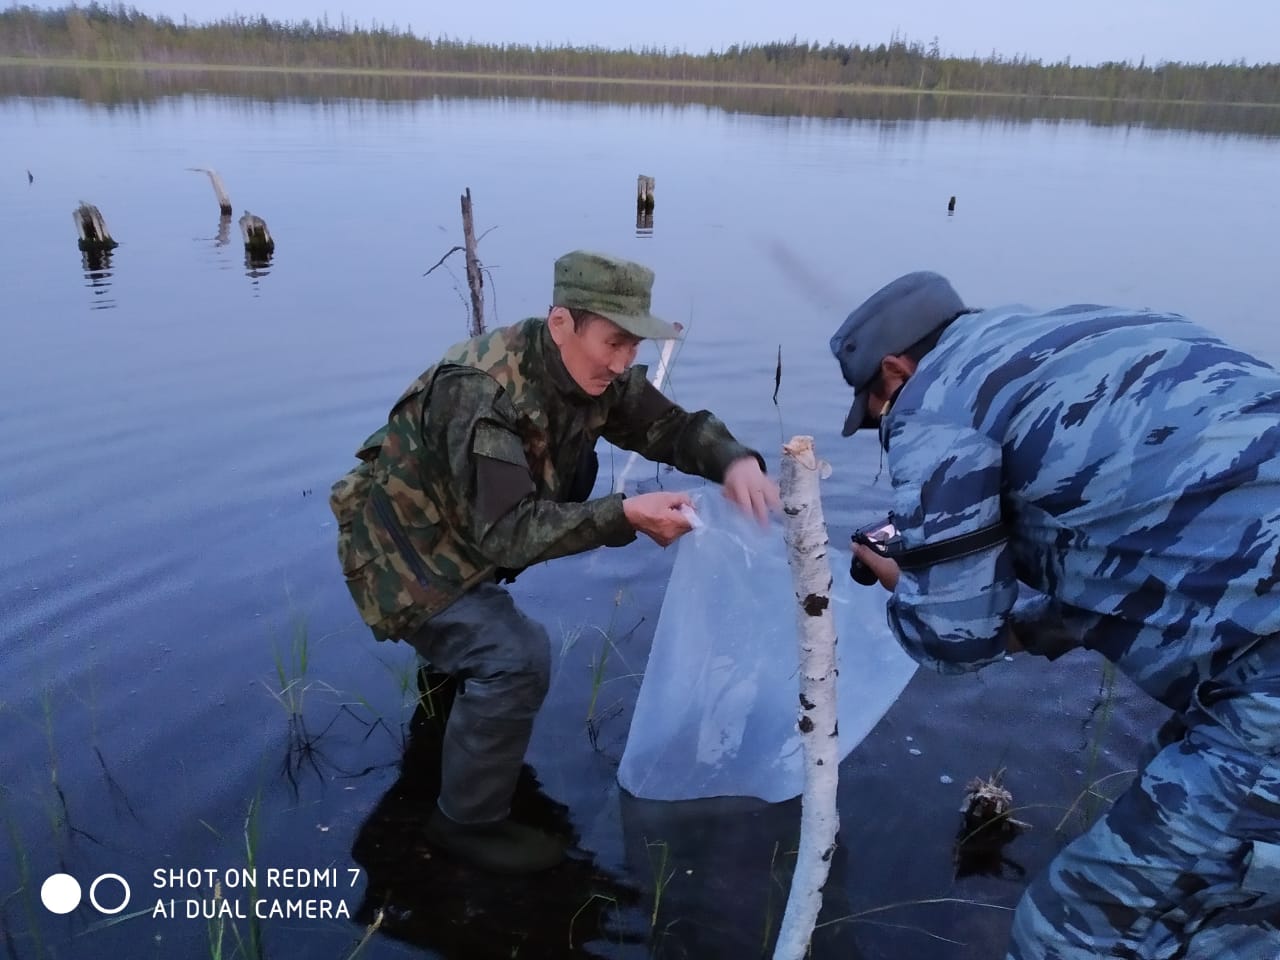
[89,874,131,915]
[40,874,82,914]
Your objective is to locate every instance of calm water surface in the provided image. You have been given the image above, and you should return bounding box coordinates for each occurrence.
[2,77,1279,959]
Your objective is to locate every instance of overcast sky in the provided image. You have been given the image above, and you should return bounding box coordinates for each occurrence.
[51,0,1280,66]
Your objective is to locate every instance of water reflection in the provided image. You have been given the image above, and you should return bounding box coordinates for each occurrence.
[952,820,1028,882]
[617,791,866,958]
[4,65,1279,139]
[215,213,232,248]
[80,246,116,310]
[635,207,654,238]
[244,248,272,285]
[349,674,644,959]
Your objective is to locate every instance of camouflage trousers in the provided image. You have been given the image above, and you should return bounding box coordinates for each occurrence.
[1008,641,1280,959]
[405,582,551,824]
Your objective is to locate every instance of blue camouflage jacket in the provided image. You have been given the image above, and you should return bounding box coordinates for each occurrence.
[882,304,1280,713]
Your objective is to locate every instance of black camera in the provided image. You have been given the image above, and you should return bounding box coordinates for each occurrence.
[849,518,900,586]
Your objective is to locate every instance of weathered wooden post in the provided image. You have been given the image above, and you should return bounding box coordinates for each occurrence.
[460,187,485,337]
[189,167,233,216]
[73,202,118,252]
[238,211,274,257]
[774,435,840,960]
[636,174,655,212]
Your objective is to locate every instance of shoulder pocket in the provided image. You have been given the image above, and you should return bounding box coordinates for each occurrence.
[473,421,529,467]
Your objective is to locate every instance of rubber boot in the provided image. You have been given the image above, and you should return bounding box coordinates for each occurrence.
[425,807,565,875]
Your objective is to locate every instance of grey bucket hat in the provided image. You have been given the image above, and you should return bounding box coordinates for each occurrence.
[552,250,682,340]
[829,271,966,437]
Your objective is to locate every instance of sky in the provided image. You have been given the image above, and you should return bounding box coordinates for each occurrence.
[71,0,1280,66]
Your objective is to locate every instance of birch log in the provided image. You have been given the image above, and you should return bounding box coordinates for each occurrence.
[774,435,840,960]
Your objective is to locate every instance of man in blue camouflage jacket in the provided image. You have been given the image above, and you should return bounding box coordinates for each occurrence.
[832,272,1280,958]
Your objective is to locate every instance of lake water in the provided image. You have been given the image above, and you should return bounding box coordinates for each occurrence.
[3,68,1280,959]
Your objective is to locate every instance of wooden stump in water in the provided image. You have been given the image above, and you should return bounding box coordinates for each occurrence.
[189,167,233,216]
[73,202,118,252]
[238,211,275,256]
[460,188,485,337]
[636,174,655,212]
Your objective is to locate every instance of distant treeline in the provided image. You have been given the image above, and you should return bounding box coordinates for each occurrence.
[7,65,1280,140]
[3,3,1280,106]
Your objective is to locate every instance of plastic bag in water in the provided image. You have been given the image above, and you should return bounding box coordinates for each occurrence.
[617,493,918,802]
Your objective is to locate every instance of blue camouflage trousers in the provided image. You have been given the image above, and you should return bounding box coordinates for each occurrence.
[1009,643,1280,959]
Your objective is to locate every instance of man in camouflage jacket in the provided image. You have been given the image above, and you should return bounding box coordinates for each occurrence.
[833,272,1280,958]
[331,250,778,874]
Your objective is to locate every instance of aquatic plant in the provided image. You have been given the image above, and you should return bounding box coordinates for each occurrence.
[645,839,677,932]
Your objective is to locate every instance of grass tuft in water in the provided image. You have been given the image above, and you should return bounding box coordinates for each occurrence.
[645,839,677,932]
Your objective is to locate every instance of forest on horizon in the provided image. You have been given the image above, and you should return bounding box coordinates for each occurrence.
[3,3,1280,106]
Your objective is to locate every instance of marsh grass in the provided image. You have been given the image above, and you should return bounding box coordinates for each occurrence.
[760,840,787,952]
[645,840,677,932]
[564,587,645,750]
[342,907,384,960]
[568,894,619,952]
[0,686,100,850]
[815,895,1015,944]
[1,788,50,960]
[1077,660,1120,827]
[198,794,265,960]
[267,614,343,718]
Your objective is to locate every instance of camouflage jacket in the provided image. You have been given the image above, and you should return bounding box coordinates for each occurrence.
[880,304,1280,712]
[332,317,760,641]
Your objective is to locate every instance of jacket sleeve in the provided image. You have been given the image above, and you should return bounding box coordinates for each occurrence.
[599,367,764,481]
[426,368,637,570]
[1008,589,1101,659]
[884,410,1020,673]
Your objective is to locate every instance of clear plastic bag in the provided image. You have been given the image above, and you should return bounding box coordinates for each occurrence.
[618,493,918,802]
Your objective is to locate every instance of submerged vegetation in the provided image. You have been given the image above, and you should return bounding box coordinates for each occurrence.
[2,3,1279,107]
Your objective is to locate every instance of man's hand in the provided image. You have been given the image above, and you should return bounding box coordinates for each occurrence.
[852,541,900,591]
[623,491,694,547]
[722,457,781,526]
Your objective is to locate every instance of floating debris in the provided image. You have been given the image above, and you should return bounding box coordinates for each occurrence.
[954,769,1029,880]
[960,770,1030,834]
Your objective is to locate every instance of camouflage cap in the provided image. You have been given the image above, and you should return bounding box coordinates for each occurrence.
[552,250,682,340]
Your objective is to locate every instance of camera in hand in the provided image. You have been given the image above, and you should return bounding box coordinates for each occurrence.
[849,518,900,586]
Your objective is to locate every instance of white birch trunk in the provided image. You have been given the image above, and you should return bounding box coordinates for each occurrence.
[773,435,840,960]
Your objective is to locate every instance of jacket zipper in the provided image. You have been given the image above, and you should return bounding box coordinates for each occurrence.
[370,485,433,589]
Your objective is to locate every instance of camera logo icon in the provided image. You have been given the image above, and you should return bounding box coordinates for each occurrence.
[40,873,131,915]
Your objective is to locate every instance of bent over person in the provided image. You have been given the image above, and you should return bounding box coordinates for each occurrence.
[331,250,779,875]
[832,272,1280,958]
